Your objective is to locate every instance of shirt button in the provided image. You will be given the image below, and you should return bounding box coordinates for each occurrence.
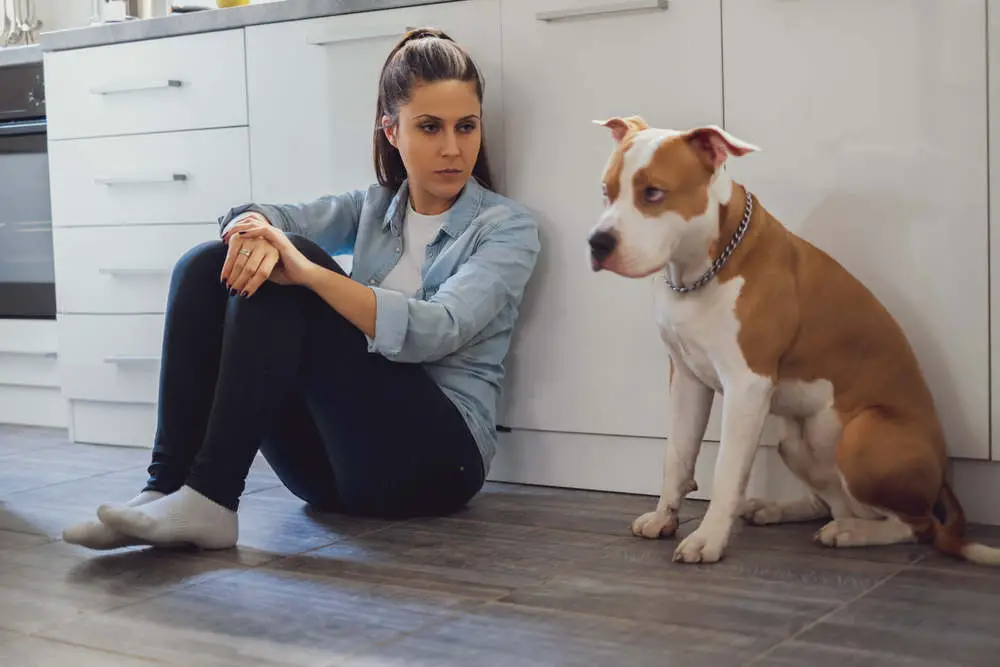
[395,247,401,253]
[368,279,376,285]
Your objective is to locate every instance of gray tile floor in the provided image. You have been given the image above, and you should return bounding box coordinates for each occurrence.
[1,424,999,666]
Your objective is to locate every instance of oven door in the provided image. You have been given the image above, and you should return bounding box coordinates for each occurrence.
[0,117,55,320]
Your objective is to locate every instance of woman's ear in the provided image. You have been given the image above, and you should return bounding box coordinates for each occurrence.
[381,115,399,148]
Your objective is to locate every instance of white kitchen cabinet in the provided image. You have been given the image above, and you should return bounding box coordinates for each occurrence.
[722,0,989,460]
[991,0,1000,462]
[497,0,768,443]
[43,30,247,141]
[245,0,503,206]
[48,128,251,228]
[53,224,218,315]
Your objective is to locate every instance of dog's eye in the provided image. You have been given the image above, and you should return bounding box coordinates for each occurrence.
[643,186,665,204]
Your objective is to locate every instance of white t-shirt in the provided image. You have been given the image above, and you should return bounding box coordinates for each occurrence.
[378,202,447,298]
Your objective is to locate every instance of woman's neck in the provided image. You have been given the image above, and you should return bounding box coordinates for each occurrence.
[408,186,457,216]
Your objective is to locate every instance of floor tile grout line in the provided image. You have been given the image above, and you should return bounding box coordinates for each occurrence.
[739,554,928,667]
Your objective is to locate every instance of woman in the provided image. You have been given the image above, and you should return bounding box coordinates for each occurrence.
[62,28,540,551]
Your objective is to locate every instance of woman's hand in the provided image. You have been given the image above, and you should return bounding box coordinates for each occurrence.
[223,220,320,290]
[221,235,282,297]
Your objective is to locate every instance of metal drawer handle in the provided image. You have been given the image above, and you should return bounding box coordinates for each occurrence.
[94,174,188,186]
[536,0,668,22]
[104,355,160,365]
[89,80,183,95]
[98,268,170,277]
[306,25,416,46]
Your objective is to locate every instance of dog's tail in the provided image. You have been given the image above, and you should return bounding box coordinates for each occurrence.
[932,482,1000,566]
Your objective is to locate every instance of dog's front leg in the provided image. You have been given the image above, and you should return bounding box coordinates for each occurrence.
[674,376,773,564]
[633,358,714,539]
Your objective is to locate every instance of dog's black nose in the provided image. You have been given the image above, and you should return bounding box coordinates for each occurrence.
[588,230,618,263]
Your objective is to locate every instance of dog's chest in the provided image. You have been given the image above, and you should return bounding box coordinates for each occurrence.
[652,276,746,392]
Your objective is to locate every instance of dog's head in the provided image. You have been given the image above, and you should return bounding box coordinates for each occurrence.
[587,115,759,277]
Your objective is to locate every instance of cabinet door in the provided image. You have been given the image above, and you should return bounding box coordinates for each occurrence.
[723,0,989,460]
[499,0,753,442]
[245,0,503,207]
[990,0,1000,462]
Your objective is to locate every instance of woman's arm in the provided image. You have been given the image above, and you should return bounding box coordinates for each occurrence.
[217,188,368,255]
[368,213,540,363]
[228,210,541,363]
[302,266,377,338]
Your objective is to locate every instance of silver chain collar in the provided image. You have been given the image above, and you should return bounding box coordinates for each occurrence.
[663,190,754,294]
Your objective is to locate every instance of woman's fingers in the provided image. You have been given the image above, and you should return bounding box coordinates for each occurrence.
[242,251,279,297]
[222,212,268,242]
[220,236,247,286]
[230,242,267,294]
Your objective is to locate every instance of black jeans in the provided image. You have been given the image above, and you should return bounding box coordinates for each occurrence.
[143,234,485,518]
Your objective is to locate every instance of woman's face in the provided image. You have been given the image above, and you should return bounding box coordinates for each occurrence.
[384,79,482,214]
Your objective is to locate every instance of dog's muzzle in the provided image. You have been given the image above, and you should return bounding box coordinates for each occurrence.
[588,230,618,271]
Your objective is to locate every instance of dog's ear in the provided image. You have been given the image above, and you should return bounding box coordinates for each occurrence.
[593,115,649,144]
[685,126,760,170]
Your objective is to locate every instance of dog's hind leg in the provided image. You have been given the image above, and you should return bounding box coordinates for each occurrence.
[823,408,943,549]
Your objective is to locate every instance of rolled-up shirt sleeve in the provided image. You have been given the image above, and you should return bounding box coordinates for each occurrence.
[367,213,540,363]
[217,189,366,255]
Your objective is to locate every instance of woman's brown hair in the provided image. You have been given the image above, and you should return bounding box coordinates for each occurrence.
[373,27,495,192]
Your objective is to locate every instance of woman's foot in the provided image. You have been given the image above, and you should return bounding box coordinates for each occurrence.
[62,490,164,550]
[97,485,238,550]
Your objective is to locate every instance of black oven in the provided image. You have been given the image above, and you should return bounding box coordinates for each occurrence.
[0,60,55,320]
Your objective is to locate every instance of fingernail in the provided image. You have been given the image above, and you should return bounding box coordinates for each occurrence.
[240,290,249,298]
[229,288,237,296]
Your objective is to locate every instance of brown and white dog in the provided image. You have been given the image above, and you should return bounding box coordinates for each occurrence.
[588,114,1000,565]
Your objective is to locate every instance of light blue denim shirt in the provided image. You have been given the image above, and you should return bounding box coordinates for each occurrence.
[217,177,541,472]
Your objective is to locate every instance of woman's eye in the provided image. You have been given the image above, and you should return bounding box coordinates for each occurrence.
[458,122,477,133]
[643,186,665,204]
[420,123,439,134]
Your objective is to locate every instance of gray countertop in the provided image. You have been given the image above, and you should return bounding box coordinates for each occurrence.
[39,0,462,52]
[0,44,42,68]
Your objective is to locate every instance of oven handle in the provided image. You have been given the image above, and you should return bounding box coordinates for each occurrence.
[0,119,46,137]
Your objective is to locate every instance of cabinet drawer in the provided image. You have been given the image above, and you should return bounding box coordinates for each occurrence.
[44,30,248,140]
[54,224,219,314]
[0,351,59,388]
[58,314,163,404]
[71,400,156,448]
[0,386,68,429]
[49,128,251,228]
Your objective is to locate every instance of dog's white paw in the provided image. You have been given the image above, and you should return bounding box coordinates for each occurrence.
[814,519,856,547]
[740,498,782,526]
[631,510,678,539]
[673,526,728,564]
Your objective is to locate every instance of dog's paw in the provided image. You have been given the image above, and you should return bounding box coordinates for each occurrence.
[673,526,728,564]
[631,511,678,539]
[739,498,782,526]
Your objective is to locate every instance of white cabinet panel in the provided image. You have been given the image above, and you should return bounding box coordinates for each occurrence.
[723,0,989,459]
[58,314,164,404]
[245,0,503,205]
[53,224,218,314]
[991,0,1000,461]
[498,0,756,442]
[48,128,251,228]
[71,400,156,448]
[44,30,248,140]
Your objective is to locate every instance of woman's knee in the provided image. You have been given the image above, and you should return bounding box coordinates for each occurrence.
[171,239,227,285]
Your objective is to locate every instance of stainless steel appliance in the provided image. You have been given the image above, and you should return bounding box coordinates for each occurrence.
[0,60,54,319]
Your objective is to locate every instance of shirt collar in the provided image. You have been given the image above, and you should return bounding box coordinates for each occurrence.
[382,177,486,239]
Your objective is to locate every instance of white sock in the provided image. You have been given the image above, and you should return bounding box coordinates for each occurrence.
[62,490,164,550]
[97,485,238,550]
